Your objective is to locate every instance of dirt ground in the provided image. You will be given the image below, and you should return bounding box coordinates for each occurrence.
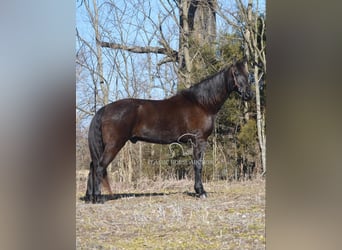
[76,171,265,249]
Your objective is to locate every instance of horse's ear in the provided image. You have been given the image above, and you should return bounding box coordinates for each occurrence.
[238,56,249,73]
[231,64,238,77]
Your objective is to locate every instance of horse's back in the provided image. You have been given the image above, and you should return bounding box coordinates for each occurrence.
[103,98,140,120]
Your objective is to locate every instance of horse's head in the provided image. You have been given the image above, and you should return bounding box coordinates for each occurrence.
[230,61,254,101]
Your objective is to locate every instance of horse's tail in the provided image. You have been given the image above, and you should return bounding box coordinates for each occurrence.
[88,107,105,163]
[88,107,112,195]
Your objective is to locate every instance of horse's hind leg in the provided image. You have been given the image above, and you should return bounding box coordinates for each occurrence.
[102,169,112,195]
[93,142,125,203]
[84,162,95,203]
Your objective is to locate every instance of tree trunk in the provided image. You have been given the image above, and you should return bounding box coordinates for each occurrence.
[139,142,142,180]
[242,0,266,175]
[128,142,133,182]
[190,0,216,44]
[179,0,217,88]
[212,133,217,181]
[92,0,108,106]
[179,0,192,88]
[254,64,266,174]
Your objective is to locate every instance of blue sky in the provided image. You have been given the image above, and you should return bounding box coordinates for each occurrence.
[76,0,266,51]
[76,0,266,109]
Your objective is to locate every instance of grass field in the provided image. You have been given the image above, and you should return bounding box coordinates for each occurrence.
[76,171,265,249]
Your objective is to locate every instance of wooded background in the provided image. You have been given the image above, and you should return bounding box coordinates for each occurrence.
[76,0,266,182]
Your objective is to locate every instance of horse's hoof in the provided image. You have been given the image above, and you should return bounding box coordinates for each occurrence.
[83,195,92,203]
[199,192,208,199]
[95,195,105,204]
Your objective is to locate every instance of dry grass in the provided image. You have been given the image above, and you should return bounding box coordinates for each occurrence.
[76,171,265,249]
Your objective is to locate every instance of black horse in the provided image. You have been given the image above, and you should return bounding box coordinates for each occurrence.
[85,61,253,203]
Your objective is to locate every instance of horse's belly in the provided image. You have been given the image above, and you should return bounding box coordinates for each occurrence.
[132,127,179,144]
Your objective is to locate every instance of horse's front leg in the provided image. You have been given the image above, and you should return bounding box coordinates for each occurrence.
[193,139,207,198]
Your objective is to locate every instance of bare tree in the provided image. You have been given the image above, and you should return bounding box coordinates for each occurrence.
[97,0,217,88]
[178,0,217,87]
[76,0,109,114]
[236,0,266,174]
[216,0,266,175]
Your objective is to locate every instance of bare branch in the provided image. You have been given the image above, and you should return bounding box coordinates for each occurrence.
[157,56,177,67]
[76,106,94,116]
[100,41,178,59]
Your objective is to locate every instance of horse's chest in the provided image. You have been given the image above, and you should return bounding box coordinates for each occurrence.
[185,112,214,135]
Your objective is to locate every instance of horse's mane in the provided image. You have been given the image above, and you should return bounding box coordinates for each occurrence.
[180,66,235,113]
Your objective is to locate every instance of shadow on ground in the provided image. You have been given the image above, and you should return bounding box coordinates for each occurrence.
[79,191,210,202]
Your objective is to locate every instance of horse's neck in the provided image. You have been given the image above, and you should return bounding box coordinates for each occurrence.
[211,88,232,114]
